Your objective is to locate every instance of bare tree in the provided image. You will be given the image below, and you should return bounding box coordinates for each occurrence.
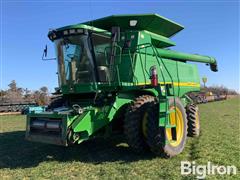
[5,80,23,102]
[33,87,50,105]
[8,80,17,92]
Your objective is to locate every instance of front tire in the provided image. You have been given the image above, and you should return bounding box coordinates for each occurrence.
[146,98,188,157]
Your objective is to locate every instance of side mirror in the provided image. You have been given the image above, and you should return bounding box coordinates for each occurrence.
[42,44,56,61]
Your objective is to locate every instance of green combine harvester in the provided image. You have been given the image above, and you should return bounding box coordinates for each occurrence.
[26,14,218,157]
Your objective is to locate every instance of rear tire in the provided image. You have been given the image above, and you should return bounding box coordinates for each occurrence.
[146,98,188,158]
[186,104,200,137]
[124,95,156,153]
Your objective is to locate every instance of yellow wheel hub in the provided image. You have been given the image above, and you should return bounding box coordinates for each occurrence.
[166,107,184,147]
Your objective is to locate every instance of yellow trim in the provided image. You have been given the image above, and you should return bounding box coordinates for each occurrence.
[136,82,200,87]
[166,107,184,147]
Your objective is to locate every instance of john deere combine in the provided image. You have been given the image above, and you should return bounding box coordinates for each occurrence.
[26,14,218,157]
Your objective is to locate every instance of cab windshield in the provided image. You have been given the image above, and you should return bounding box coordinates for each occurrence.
[54,33,111,85]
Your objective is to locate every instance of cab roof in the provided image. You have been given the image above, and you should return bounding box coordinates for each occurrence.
[55,24,107,33]
[83,14,184,38]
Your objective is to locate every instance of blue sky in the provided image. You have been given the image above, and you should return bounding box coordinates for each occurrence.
[1,1,239,92]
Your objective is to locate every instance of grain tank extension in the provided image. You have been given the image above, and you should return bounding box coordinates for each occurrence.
[26,14,218,157]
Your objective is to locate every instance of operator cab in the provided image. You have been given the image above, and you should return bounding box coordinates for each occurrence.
[48,26,112,87]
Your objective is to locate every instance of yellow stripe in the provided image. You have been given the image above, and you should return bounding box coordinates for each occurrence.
[137,82,200,87]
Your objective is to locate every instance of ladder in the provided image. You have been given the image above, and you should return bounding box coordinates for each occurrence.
[135,43,178,141]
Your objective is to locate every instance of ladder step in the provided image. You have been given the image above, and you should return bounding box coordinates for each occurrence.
[166,84,174,96]
[159,111,169,116]
[159,100,168,103]
[165,124,176,128]
[159,108,175,114]
[169,109,176,113]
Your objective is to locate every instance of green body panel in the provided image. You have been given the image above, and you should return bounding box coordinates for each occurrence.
[26,14,217,146]
[83,14,184,38]
[60,30,201,96]
[26,96,132,145]
[55,24,108,33]
[156,49,216,64]
[70,97,131,142]
[62,83,97,93]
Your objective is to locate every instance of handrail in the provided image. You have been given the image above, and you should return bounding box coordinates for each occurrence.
[153,46,178,127]
[127,50,139,85]
[104,45,122,85]
[135,43,175,89]
[135,43,177,128]
[135,43,168,87]
[136,49,147,85]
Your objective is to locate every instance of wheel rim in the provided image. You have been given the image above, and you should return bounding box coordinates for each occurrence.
[166,107,184,147]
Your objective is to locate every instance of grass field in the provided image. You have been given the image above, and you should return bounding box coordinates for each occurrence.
[0,98,239,179]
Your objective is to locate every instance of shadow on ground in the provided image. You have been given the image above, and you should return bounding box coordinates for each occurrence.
[0,131,155,169]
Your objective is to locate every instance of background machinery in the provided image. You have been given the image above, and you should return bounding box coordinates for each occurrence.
[0,97,36,113]
[25,14,218,157]
[188,91,227,104]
